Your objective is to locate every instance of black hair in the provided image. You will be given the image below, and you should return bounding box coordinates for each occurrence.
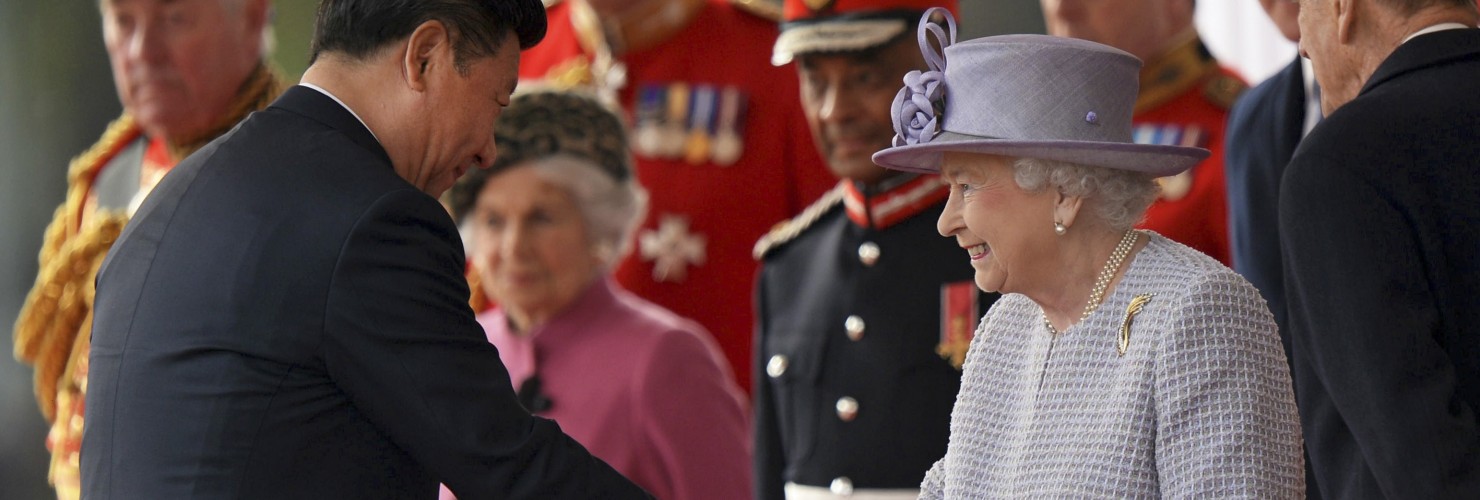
[309,0,546,71]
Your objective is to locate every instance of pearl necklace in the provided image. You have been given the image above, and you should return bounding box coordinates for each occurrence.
[1043,229,1140,336]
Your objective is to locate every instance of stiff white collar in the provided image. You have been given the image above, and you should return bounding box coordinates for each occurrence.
[1300,57,1321,137]
[297,83,381,144]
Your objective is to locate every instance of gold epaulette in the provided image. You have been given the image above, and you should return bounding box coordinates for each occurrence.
[754,182,847,260]
[543,0,563,7]
[12,114,137,422]
[15,215,125,422]
[1136,32,1216,114]
[731,0,782,22]
[1203,72,1247,111]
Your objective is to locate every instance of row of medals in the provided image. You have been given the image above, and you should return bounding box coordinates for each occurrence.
[633,82,746,166]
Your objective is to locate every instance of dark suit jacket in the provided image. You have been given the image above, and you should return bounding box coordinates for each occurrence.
[753,188,995,499]
[1226,56,1306,342]
[83,86,649,499]
[1280,29,1480,499]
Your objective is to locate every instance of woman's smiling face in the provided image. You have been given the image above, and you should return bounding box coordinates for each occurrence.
[936,152,1058,295]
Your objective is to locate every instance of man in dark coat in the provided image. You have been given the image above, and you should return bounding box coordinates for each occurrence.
[1226,0,1314,342]
[752,1,996,498]
[1225,3,1322,497]
[82,1,648,498]
[1281,0,1480,497]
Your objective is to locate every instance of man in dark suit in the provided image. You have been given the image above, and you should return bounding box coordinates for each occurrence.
[1226,7,1324,499]
[82,1,649,498]
[1281,0,1480,497]
[1226,0,1314,343]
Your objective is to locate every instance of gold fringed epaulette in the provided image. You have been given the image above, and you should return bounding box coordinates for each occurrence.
[14,213,126,422]
[731,0,782,22]
[1203,72,1247,111]
[12,114,137,422]
[62,116,142,235]
[753,182,847,260]
[1135,32,1215,114]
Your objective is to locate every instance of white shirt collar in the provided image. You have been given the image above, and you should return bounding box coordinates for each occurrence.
[1300,57,1321,137]
[1401,23,1472,45]
[297,83,381,144]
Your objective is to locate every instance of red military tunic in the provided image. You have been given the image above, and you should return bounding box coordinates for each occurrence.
[520,0,835,393]
[1133,33,1246,266]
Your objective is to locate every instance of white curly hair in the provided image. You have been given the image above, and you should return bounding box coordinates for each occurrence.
[1011,157,1161,231]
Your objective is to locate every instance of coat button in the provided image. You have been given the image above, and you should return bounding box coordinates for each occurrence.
[844,315,865,341]
[857,241,880,267]
[830,476,854,495]
[766,354,788,378]
[836,396,859,422]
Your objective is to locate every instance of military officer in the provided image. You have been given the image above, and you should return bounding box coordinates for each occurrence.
[753,1,997,498]
[516,0,837,393]
[10,1,285,498]
[1040,0,1246,265]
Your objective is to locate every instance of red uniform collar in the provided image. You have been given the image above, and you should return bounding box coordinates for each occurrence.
[841,174,947,230]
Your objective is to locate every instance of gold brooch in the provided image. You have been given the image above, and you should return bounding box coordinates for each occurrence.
[1119,294,1155,356]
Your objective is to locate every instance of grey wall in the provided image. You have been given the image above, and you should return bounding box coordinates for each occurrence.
[1,2,121,499]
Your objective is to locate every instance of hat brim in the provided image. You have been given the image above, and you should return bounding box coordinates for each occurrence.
[772,19,908,66]
[872,132,1209,177]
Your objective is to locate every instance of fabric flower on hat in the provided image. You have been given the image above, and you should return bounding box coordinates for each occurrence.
[891,68,945,146]
[889,8,956,147]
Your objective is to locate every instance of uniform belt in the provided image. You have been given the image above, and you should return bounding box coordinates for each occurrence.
[784,482,919,500]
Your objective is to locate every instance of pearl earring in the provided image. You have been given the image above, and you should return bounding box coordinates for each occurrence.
[1054,222,1067,235]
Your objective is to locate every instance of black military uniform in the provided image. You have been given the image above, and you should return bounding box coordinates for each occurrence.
[753,175,998,499]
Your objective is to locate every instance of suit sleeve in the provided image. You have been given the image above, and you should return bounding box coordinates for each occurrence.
[632,327,752,500]
[1281,150,1480,498]
[1153,272,1305,497]
[753,268,787,500]
[321,189,650,499]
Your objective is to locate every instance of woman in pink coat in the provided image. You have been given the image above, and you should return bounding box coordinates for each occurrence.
[442,91,751,500]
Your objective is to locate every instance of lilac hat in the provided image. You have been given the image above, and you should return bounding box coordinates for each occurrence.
[871,8,1208,176]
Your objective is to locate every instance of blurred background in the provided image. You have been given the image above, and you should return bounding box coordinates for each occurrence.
[0,1,1286,498]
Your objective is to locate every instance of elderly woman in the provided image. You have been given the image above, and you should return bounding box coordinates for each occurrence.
[440,92,750,500]
[871,10,1304,498]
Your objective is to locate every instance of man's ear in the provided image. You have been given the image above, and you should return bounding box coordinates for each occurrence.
[243,0,272,42]
[1334,0,1357,45]
[402,20,451,92]
[1053,188,1086,232]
